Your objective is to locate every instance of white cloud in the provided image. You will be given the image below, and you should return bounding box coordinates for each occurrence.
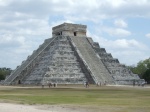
[2,0,150,23]
[145,33,150,38]
[0,0,150,68]
[0,34,25,48]
[88,31,149,65]
[113,39,147,50]
[103,27,131,37]
[0,0,11,6]
[114,19,128,28]
[110,0,125,7]
[102,38,148,65]
[93,36,148,51]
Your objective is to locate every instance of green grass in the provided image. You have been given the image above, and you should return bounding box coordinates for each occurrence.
[0,85,150,111]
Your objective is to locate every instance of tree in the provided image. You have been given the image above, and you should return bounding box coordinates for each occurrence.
[143,69,150,83]
[129,58,150,83]
[0,68,12,81]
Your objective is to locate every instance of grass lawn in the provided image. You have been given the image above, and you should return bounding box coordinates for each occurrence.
[0,85,150,112]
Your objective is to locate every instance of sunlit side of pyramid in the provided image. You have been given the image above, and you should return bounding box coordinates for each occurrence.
[4,23,144,85]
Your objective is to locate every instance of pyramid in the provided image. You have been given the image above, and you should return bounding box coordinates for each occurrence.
[4,23,144,85]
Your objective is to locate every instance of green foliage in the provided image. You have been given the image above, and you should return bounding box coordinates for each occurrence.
[143,69,150,83]
[0,67,12,80]
[129,58,150,82]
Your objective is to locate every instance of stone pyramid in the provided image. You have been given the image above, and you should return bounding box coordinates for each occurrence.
[4,23,144,85]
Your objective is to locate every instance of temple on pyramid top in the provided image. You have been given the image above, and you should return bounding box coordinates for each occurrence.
[52,23,87,37]
[3,23,145,85]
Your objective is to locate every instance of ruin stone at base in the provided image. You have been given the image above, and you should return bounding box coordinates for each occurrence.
[4,23,144,85]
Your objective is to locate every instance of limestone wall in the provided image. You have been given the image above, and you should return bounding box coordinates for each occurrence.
[4,38,54,85]
[52,23,86,37]
[92,42,143,85]
[22,36,87,85]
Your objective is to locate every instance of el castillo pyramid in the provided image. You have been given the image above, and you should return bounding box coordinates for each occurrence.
[4,23,144,85]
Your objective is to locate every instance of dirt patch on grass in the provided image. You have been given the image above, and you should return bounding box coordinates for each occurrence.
[0,103,98,112]
[3,103,148,112]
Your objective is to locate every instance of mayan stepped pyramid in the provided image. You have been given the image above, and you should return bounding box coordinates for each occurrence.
[4,23,144,85]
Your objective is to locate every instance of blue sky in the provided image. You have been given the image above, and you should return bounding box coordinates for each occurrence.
[0,0,150,69]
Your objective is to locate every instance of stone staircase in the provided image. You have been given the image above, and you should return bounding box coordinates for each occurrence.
[70,36,114,84]
[22,36,87,85]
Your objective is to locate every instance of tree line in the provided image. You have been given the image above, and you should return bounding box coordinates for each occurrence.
[0,67,12,81]
[129,58,150,83]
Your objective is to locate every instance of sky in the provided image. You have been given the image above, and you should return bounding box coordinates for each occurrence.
[0,0,150,69]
